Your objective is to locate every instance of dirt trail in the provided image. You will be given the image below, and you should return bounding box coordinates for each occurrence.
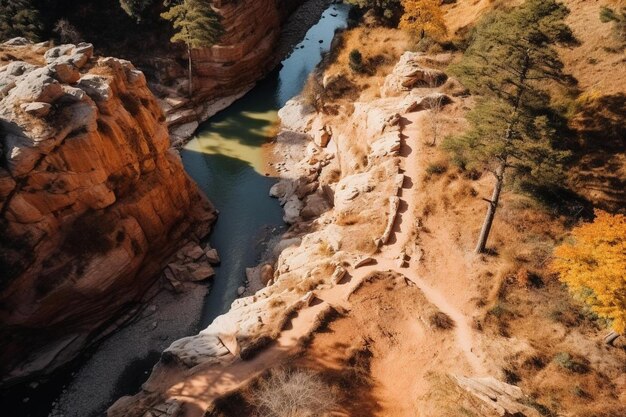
[350,113,486,375]
[163,113,486,417]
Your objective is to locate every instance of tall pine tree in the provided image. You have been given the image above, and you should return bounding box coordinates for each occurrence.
[161,0,224,96]
[444,0,573,253]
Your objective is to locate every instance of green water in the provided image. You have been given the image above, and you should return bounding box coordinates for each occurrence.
[181,3,351,326]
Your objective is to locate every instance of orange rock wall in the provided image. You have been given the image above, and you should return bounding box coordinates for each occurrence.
[0,43,215,385]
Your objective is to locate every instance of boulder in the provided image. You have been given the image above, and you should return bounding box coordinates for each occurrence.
[4,37,31,46]
[205,248,221,265]
[181,243,205,260]
[278,98,316,132]
[283,195,303,224]
[20,102,51,117]
[354,257,376,268]
[189,264,215,282]
[370,132,402,158]
[382,51,448,97]
[77,74,112,101]
[9,67,64,103]
[49,61,80,84]
[454,376,542,417]
[312,119,332,148]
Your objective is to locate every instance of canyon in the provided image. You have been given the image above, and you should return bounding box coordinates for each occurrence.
[1,1,625,417]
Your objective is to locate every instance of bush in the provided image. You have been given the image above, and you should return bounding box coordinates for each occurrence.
[251,368,337,417]
[425,162,447,176]
[552,352,589,374]
[429,311,455,330]
[348,49,365,73]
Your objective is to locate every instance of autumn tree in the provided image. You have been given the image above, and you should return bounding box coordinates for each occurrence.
[551,211,626,335]
[0,0,43,42]
[443,0,573,253]
[161,0,224,97]
[400,0,447,41]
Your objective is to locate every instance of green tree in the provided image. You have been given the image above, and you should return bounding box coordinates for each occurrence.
[119,0,155,21]
[345,0,402,21]
[161,0,224,96]
[0,0,43,42]
[443,0,573,253]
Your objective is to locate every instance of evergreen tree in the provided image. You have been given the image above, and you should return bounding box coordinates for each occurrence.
[119,0,155,22]
[161,0,224,96]
[400,0,447,41]
[443,0,573,253]
[0,0,43,42]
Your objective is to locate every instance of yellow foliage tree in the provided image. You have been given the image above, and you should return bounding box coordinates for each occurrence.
[400,0,447,41]
[551,211,626,333]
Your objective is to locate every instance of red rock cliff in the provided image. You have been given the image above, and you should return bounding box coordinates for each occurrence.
[0,40,216,385]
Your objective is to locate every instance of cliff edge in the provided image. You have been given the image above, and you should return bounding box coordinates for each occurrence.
[0,39,216,385]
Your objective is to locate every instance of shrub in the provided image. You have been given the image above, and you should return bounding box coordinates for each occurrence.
[429,311,455,330]
[553,352,589,373]
[426,162,447,176]
[348,49,365,73]
[251,368,337,417]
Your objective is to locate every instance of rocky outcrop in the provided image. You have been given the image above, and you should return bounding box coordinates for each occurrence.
[0,40,216,385]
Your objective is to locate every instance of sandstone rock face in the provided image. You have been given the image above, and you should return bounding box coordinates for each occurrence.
[0,41,216,385]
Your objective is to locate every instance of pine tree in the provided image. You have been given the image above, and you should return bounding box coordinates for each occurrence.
[399,0,447,41]
[0,0,43,42]
[119,0,155,22]
[161,0,224,97]
[443,0,573,253]
[551,211,626,334]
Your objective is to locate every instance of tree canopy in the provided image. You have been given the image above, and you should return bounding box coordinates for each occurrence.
[399,0,447,41]
[551,211,626,333]
[161,0,223,49]
[119,0,155,21]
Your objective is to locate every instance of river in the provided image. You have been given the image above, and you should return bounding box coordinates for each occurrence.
[182,2,351,327]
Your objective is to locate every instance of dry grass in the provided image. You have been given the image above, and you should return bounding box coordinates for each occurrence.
[324,26,409,100]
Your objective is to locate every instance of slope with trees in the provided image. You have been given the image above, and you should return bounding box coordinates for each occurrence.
[443,0,574,253]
